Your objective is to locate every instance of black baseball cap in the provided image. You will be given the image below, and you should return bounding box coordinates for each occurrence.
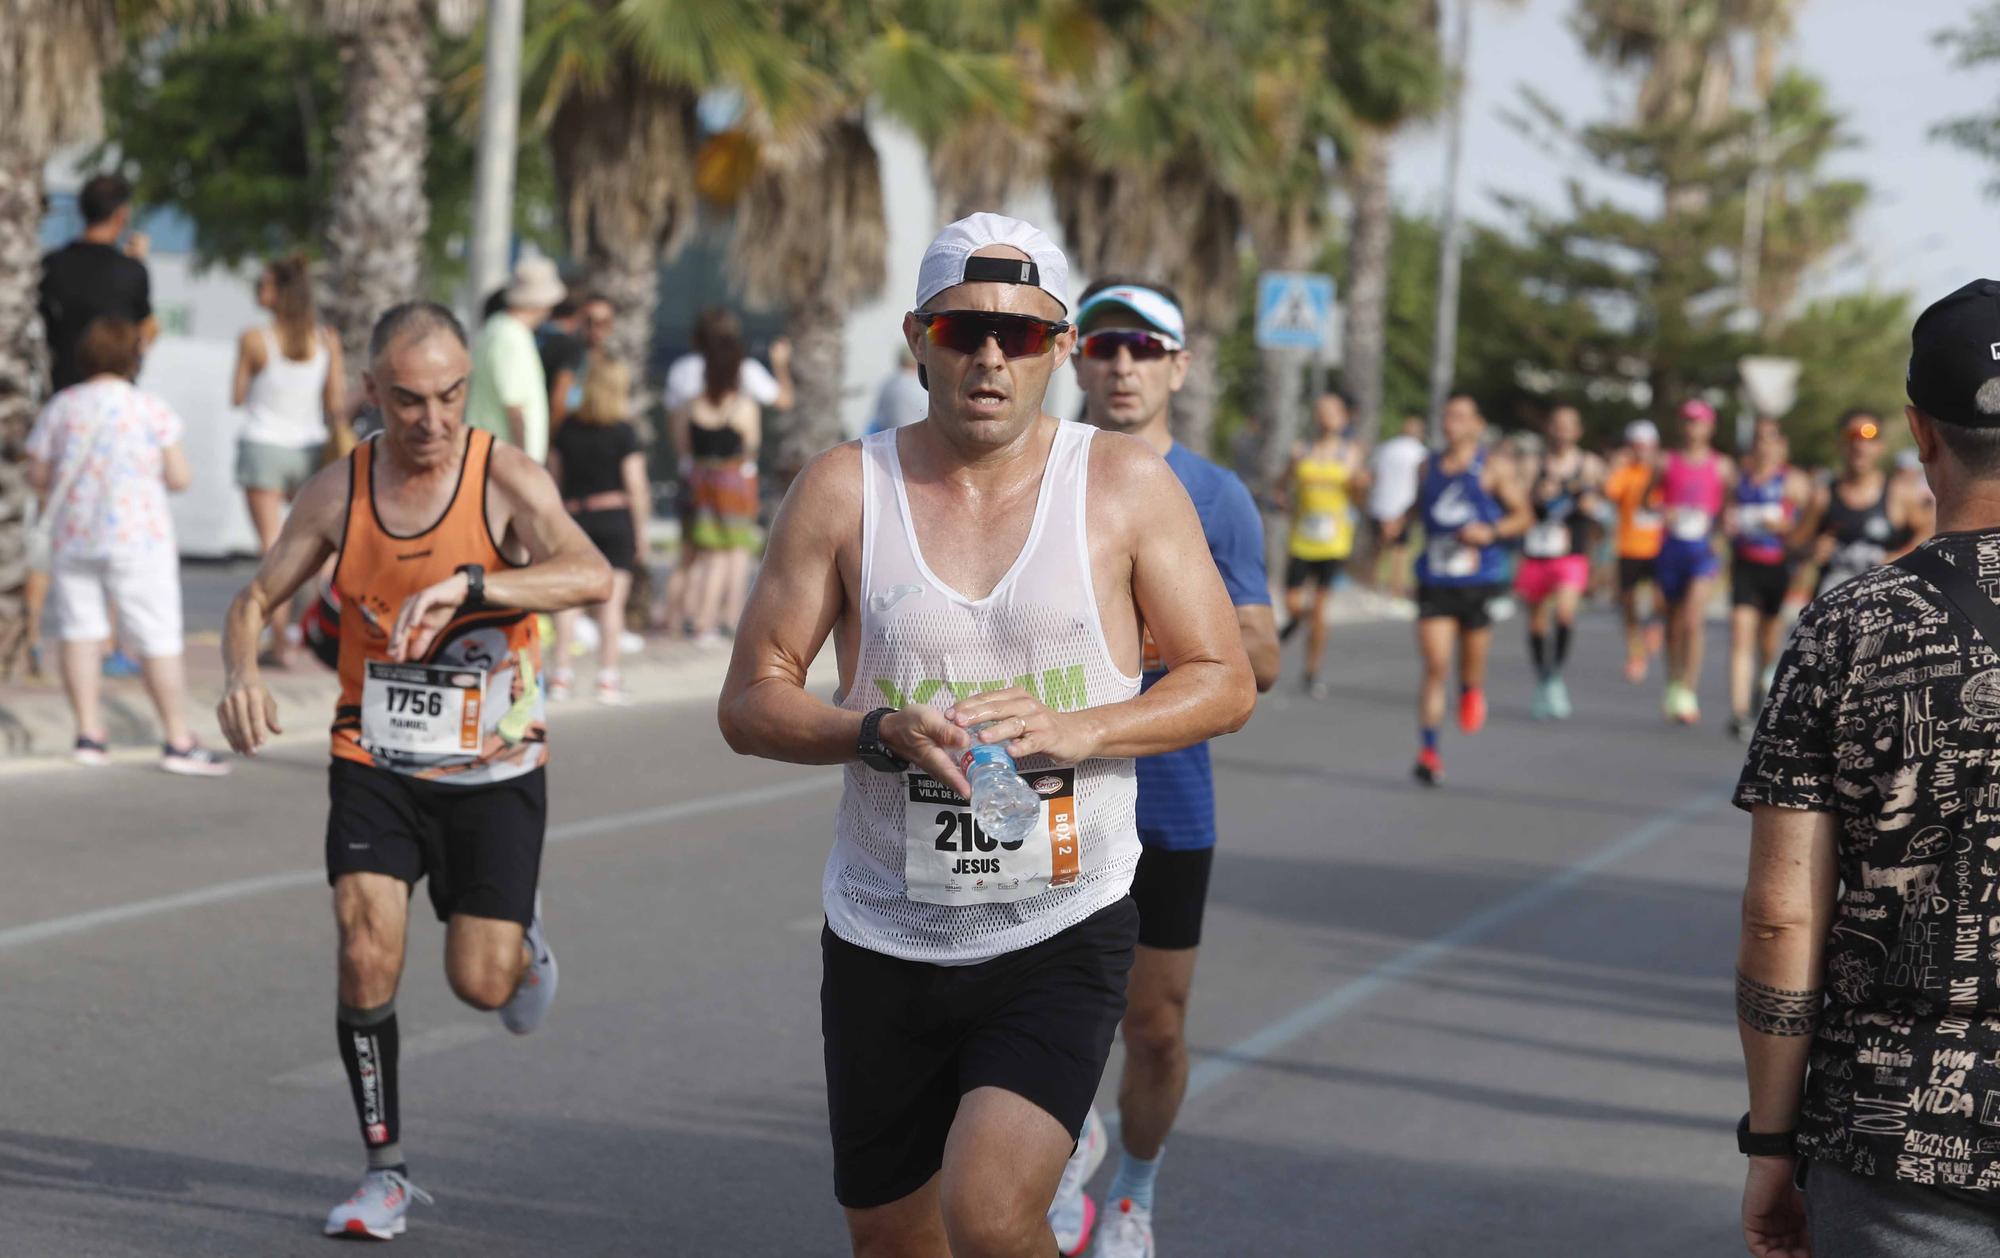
[1909,278,2000,428]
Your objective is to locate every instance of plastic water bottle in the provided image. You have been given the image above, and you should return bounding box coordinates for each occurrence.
[963,738,1042,846]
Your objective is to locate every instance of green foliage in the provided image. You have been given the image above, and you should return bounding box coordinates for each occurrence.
[97,11,339,263]
[1772,292,1916,468]
[99,9,557,284]
[1936,2,2000,195]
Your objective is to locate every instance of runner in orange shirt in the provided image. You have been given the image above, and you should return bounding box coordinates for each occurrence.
[1603,420,1665,684]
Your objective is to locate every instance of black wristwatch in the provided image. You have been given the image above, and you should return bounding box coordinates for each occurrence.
[456,563,486,606]
[1737,1113,1796,1158]
[857,707,909,773]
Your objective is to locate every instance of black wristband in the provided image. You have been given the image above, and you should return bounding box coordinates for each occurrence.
[455,563,486,606]
[857,707,909,773]
[1737,1113,1796,1158]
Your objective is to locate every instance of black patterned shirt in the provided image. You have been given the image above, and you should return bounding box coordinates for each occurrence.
[1737,531,2000,1194]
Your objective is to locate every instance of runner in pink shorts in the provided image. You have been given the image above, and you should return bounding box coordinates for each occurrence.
[1515,404,1605,720]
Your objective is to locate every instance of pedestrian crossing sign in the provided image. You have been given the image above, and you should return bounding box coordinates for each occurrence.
[1256,272,1337,352]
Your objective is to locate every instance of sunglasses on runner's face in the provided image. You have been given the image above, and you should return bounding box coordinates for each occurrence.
[1079,329,1182,362]
[916,311,1070,357]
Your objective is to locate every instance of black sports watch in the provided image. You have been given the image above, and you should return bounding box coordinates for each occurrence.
[1736,1113,1795,1158]
[456,563,486,606]
[857,707,909,773]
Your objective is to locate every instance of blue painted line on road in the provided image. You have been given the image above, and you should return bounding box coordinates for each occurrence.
[1180,788,1733,1105]
[0,773,840,954]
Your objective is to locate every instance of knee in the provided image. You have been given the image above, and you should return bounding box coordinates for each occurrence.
[1124,1000,1189,1066]
[940,1185,1044,1258]
[447,959,517,1011]
[336,922,401,998]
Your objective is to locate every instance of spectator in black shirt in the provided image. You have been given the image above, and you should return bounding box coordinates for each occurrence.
[39,175,155,394]
[1735,278,2000,1256]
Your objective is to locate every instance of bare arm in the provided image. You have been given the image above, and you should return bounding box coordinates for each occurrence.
[1737,805,1839,1133]
[717,446,975,790]
[230,329,260,408]
[950,438,1256,762]
[1789,483,1829,552]
[738,402,762,461]
[1238,604,1280,693]
[1486,457,1535,540]
[322,330,346,429]
[767,339,795,411]
[217,464,348,751]
[27,458,50,494]
[504,405,525,449]
[161,443,192,493]
[620,450,650,545]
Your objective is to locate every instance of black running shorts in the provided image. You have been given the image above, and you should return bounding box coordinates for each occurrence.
[325,759,546,926]
[1284,555,1345,590]
[1730,559,1792,618]
[1416,582,1503,631]
[1617,556,1655,595]
[1130,846,1215,950]
[819,897,1139,1209]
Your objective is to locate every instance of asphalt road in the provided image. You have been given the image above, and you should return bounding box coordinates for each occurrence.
[1,611,1758,1256]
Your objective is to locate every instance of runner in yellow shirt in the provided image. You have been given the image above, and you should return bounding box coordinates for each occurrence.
[1279,392,1368,699]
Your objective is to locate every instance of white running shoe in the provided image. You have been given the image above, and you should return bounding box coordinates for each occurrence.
[1091,1197,1155,1258]
[323,1168,431,1240]
[1049,1106,1108,1256]
[499,896,558,1035]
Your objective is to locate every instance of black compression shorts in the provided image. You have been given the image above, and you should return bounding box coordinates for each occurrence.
[819,897,1138,1209]
[325,759,546,926]
[1130,845,1215,950]
[1731,559,1793,618]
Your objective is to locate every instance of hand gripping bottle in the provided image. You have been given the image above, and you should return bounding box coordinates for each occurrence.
[962,736,1042,847]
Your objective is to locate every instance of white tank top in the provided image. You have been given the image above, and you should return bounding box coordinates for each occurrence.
[242,326,330,448]
[827,421,1142,964]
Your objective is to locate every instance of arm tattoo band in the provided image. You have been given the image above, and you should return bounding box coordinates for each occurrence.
[1736,970,1822,1037]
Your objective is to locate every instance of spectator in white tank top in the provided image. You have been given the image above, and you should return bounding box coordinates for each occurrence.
[230,253,346,667]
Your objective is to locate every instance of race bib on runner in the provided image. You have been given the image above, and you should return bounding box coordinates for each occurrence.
[1738,503,1785,533]
[903,768,1081,906]
[1299,512,1339,544]
[1632,508,1663,533]
[1523,521,1570,559]
[1426,536,1480,579]
[361,661,484,756]
[1669,506,1713,541]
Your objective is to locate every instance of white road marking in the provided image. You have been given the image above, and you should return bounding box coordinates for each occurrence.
[0,774,839,954]
[1181,789,1731,1105]
[271,1023,498,1088]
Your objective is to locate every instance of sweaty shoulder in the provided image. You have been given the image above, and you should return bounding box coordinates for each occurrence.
[781,439,865,532]
[1085,427,1175,499]
[485,437,564,504]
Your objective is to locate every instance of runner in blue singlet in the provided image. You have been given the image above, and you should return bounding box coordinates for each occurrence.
[1407,394,1532,785]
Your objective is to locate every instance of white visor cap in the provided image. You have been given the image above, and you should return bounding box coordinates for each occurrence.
[1625,420,1661,446]
[915,212,1070,315]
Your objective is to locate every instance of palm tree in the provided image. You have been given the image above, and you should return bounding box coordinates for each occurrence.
[509,0,800,412]
[311,0,476,372]
[728,115,888,482]
[1047,0,1258,458]
[1325,0,1445,441]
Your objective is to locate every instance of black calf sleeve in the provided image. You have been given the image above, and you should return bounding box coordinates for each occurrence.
[337,1001,402,1169]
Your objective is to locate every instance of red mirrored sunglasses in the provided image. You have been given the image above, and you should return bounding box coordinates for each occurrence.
[916,310,1069,358]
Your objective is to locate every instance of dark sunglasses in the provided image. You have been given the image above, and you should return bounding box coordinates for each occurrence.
[1080,329,1181,362]
[916,310,1069,358]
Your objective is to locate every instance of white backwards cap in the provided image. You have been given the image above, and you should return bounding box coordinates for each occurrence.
[915,212,1070,314]
[1625,419,1661,446]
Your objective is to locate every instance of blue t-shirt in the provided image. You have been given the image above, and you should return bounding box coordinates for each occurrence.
[1136,443,1270,850]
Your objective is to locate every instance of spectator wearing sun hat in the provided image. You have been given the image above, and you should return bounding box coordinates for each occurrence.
[467,254,568,463]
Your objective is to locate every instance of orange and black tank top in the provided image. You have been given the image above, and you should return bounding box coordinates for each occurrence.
[330,428,546,784]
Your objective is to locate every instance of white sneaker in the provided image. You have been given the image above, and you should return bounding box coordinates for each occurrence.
[499,896,558,1035]
[1091,1197,1155,1258]
[323,1168,432,1240]
[1049,1106,1107,1256]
